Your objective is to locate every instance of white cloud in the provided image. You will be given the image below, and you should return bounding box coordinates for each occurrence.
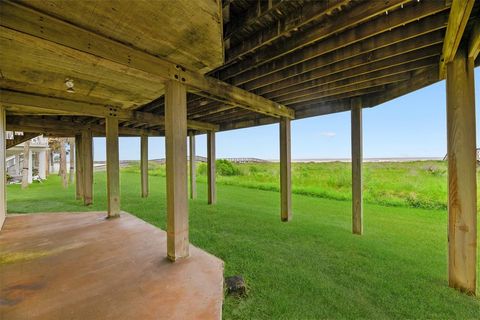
[320,131,336,137]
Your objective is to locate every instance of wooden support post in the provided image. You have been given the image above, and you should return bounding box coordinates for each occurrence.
[207,131,216,205]
[75,134,84,200]
[446,46,477,295]
[106,116,120,218]
[0,106,6,229]
[68,138,75,185]
[140,135,149,198]
[189,132,197,200]
[82,129,93,206]
[280,117,292,222]
[165,80,189,261]
[351,98,363,235]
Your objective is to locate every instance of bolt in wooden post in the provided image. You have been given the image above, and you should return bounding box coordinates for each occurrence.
[82,129,94,206]
[0,106,6,229]
[189,131,197,200]
[106,116,120,218]
[165,80,189,261]
[140,135,149,198]
[280,117,292,222]
[351,98,363,235]
[446,46,477,295]
[207,131,216,204]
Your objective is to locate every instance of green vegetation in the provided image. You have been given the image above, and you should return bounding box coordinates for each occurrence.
[124,160,480,210]
[6,163,480,319]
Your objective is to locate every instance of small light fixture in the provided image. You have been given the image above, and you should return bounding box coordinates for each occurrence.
[65,78,75,93]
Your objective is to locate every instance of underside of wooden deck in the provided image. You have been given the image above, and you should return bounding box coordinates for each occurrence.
[0,212,224,320]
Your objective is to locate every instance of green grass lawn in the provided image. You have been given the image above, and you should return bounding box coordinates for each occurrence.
[6,168,480,319]
[124,160,480,210]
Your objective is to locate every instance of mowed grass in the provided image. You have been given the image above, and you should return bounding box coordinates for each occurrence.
[6,167,480,319]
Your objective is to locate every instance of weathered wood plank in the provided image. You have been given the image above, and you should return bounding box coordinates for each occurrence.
[207,132,216,205]
[351,98,363,235]
[189,132,197,200]
[141,135,149,198]
[280,117,291,222]
[82,129,93,206]
[165,80,189,261]
[106,116,120,218]
[446,46,477,295]
[439,0,475,78]
[0,1,292,119]
[16,0,223,72]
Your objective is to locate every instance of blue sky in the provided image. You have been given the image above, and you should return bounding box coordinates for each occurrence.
[94,67,480,161]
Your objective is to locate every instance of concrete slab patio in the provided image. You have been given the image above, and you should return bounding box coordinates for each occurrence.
[0,212,224,320]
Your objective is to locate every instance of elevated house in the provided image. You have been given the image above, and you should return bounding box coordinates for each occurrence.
[5,134,49,182]
[0,0,479,317]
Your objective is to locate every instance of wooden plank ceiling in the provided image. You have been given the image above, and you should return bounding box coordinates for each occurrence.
[1,0,479,136]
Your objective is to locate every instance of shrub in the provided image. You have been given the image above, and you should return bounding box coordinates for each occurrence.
[197,163,207,176]
[216,159,240,176]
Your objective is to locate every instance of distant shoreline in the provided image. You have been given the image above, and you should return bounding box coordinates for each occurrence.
[94,157,445,164]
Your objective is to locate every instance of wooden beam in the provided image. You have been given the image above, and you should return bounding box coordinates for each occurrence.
[0,1,293,119]
[439,0,475,78]
[279,117,292,222]
[207,132,216,205]
[351,98,363,235]
[75,134,84,201]
[446,46,477,295]
[0,105,6,229]
[82,128,93,206]
[6,115,162,137]
[165,80,189,261]
[0,91,218,132]
[106,116,120,218]
[140,135,149,198]
[6,132,40,149]
[468,22,480,60]
[189,132,197,200]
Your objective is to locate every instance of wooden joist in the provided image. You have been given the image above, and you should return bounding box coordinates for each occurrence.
[0,91,218,132]
[219,0,446,81]
[0,1,293,119]
[225,0,350,63]
[439,0,475,78]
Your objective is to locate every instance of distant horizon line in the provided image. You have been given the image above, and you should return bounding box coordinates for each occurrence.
[94,156,445,163]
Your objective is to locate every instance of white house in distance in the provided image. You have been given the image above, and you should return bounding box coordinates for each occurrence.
[5,133,49,183]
